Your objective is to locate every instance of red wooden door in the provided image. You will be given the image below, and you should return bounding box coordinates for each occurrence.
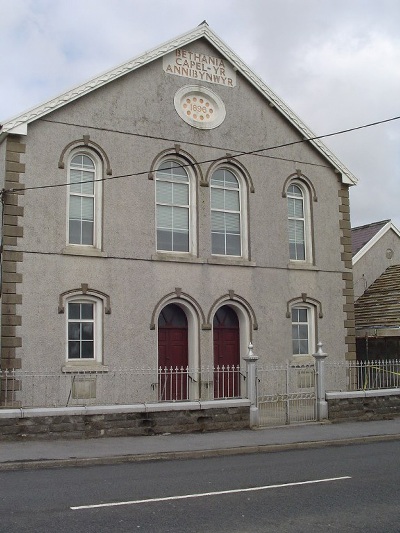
[213,306,240,398]
[158,304,188,401]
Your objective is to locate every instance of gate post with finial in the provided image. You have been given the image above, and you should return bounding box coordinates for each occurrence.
[243,342,259,428]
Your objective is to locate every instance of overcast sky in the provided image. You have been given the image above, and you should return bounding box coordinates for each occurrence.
[1,0,399,229]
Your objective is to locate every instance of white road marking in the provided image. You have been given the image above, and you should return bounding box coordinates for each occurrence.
[71,476,351,510]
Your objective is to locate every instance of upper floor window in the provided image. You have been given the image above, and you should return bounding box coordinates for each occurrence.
[156,160,193,253]
[287,181,312,262]
[68,152,102,248]
[211,168,242,256]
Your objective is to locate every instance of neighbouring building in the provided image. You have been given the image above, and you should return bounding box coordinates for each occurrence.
[355,264,400,362]
[0,23,358,407]
[352,219,400,300]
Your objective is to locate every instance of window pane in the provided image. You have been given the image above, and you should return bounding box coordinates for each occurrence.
[299,325,308,339]
[294,198,303,218]
[69,220,81,244]
[226,234,241,256]
[211,211,225,232]
[69,303,80,320]
[69,196,82,219]
[68,322,80,340]
[288,184,302,197]
[157,205,172,229]
[299,308,308,322]
[224,189,240,211]
[80,172,94,195]
[81,197,94,221]
[81,303,93,320]
[296,243,305,260]
[68,341,81,359]
[299,340,309,354]
[211,188,224,209]
[156,181,172,204]
[82,323,93,340]
[225,213,240,233]
[173,230,189,252]
[81,341,94,358]
[173,207,189,230]
[157,229,172,251]
[172,183,189,205]
[224,170,238,187]
[81,221,94,245]
[210,169,225,186]
[212,232,225,255]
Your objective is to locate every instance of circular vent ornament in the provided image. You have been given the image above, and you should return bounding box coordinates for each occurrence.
[174,85,226,129]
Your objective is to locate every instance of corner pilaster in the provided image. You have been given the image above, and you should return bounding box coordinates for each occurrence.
[338,186,356,361]
[1,135,25,405]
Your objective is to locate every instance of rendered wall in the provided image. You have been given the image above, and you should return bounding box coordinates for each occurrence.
[0,37,355,405]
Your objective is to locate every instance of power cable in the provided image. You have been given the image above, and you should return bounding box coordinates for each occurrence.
[5,114,400,194]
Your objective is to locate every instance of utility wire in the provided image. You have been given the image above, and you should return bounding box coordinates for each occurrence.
[41,117,333,169]
[5,114,400,194]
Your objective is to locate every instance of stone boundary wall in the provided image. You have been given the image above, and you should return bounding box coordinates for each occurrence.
[326,389,400,421]
[0,399,250,441]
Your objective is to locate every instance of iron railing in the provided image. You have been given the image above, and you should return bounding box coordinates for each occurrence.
[325,359,400,391]
[0,365,243,408]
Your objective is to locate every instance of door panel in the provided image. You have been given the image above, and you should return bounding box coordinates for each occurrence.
[158,304,188,401]
[213,306,240,399]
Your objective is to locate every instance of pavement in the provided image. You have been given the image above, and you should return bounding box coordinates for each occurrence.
[1,418,400,470]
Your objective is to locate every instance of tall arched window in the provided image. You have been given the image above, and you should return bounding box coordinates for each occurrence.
[211,168,243,257]
[68,151,102,248]
[156,160,193,253]
[287,181,312,262]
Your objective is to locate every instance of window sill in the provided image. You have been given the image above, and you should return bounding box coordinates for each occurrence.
[151,253,203,263]
[208,256,256,267]
[289,355,314,365]
[62,363,109,373]
[287,261,318,271]
[62,246,107,258]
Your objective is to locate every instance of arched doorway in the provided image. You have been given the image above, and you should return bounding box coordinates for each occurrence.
[158,303,188,401]
[213,305,240,398]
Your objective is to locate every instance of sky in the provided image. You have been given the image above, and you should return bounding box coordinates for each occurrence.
[1,0,399,229]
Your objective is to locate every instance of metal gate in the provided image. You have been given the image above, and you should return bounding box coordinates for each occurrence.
[257,362,316,426]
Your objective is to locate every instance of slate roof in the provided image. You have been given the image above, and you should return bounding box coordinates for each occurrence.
[355,264,400,330]
[351,220,390,256]
[0,23,357,185]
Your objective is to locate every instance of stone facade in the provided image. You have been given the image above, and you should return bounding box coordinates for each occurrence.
[0,24,358,408]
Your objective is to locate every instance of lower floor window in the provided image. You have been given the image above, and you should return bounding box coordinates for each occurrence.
[68,302,95,359]
[291,306,311,356]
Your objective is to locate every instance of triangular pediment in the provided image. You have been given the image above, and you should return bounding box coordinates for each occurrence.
[0,22,357,185]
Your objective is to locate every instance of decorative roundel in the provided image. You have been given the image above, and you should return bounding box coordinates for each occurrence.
[174,85,226,129]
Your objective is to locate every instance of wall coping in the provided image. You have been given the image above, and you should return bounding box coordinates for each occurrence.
[0,399,251,419]
[326,388,400,400]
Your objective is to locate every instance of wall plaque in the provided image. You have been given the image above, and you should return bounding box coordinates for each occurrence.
[164,49,236,87]
[174,85,226,129]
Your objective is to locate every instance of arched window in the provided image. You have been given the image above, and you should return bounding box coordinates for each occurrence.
[68,151,102,248]
[211,168,244,257]
[156,160,194,253]
[291,305,315,357]
[287,181,312,262]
